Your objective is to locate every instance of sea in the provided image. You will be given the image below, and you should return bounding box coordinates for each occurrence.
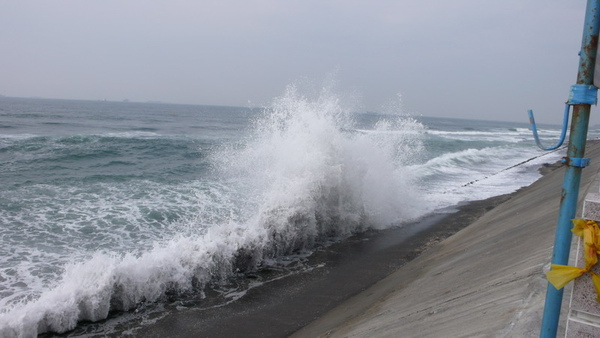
[0,88,594,337]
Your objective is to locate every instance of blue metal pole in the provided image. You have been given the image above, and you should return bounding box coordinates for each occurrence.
[540,0,600,337]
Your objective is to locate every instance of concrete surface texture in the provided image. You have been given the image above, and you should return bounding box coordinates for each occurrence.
[292,141,600,338]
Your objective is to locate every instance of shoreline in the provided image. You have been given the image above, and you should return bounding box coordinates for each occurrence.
[48,151,571,338]
[104,188,525,337]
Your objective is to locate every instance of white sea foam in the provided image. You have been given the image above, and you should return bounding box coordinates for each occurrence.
[0,88,571,336]
[0,85,430,336]
[414,145,564,208]
[0,133,41,141]
[425,128,548,144]
[216,85,428,231]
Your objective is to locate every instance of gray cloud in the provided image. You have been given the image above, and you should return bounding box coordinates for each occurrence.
[0,0,589,123]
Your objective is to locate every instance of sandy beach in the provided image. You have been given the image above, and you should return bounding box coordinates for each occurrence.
[120,141,600,337]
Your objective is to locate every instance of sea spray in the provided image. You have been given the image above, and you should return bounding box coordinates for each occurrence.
[215,85,428,244]
[0,87,429,336]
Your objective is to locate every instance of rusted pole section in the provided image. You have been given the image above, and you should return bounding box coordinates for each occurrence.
[540,1,600,337]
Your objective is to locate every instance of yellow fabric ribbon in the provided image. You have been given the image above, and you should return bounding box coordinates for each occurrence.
[546,219,600,301]
[546,265,586,289]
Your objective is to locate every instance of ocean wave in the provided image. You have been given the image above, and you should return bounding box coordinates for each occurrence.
[0,90,570,336]
[1,133,211,187]
[424,127,563,144]
[412,146,563,207]
[0,85,431,336]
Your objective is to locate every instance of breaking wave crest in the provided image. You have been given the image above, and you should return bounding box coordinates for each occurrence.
[0,86,428,336]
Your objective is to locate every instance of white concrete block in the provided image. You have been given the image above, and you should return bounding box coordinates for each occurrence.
[566,193,600,337]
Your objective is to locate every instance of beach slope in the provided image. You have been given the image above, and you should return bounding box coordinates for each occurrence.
[292,141,600,337]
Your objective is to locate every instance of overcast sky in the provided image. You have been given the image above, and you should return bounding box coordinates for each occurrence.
[0,1,591,123]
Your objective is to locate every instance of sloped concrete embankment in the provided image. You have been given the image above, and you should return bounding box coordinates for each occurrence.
[293,141,600,337]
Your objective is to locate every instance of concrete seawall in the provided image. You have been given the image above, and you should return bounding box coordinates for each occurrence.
[293,141,600,337]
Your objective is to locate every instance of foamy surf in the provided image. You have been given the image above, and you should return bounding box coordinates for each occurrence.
[1,88,587,336]
[0,87,431,336]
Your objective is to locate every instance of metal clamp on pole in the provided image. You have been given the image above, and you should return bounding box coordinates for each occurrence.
[568,84,599,105]
[561,156,591,167]
[528,85,598,151]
